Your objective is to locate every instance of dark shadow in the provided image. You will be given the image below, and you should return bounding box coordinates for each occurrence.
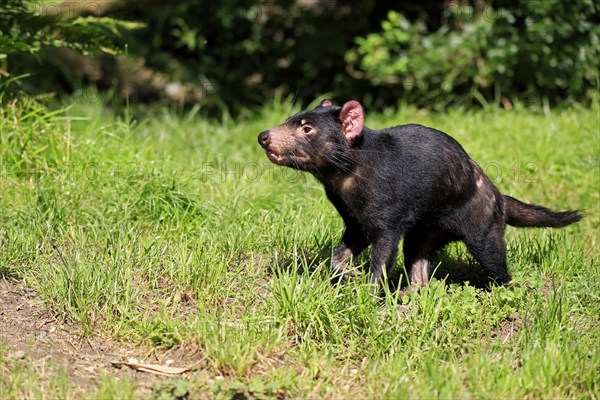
[0,268,20,281]
[266,242,496,292]
[264,239,340,277]
[386,251,495,293]
[432,252,495,289]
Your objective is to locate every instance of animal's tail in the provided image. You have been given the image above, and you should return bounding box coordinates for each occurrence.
[504,195,582,228]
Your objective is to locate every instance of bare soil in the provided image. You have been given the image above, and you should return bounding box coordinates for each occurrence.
[0,278,199,397]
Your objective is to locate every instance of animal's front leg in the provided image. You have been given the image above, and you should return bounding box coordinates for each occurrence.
[368,233,401,286]
[332,223,368,282]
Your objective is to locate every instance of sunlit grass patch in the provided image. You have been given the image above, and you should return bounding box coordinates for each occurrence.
[1,96,598,398]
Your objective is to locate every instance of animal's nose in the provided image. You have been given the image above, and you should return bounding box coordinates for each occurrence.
[258,130,271,147]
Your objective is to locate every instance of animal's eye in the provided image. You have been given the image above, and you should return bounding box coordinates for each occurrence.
[303,126,312,134]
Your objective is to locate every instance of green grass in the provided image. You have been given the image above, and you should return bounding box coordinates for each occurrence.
[1,94,598,398]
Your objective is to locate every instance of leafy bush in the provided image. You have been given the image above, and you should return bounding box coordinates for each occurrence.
[0,0,141,104]
[2,0,596,112]
[0,0,141,62]
[345,0,599,107]
[103,0,386,112]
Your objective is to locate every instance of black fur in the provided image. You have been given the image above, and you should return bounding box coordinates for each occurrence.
[258,100,582,291]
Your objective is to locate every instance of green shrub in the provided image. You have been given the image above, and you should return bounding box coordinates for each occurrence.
[345,0,599,107]
[0,0,141,61]
[2,1,596,112]
[0,0,141,103]
[103,0,383,112]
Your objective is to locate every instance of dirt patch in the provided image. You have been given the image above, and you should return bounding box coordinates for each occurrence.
[492,312,522,344]
[0,278,201,397]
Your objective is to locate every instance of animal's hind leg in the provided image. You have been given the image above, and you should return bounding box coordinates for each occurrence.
[458,170,511,284]
[402,228,451,291]
[462,224,511,285]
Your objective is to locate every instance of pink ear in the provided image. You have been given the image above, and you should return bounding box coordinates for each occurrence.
[340,100,364,141]
[318,99,332,107]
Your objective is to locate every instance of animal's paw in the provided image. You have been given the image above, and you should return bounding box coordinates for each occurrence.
[397,284,420,297]
[332,263,362,284]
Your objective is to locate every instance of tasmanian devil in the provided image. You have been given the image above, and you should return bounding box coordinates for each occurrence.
[258,99,582,292]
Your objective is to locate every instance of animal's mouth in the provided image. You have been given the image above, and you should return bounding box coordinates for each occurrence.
[267,151,285,163]
[266,149,309,165]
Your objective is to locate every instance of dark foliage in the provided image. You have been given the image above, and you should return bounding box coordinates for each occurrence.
[2,0,597,113]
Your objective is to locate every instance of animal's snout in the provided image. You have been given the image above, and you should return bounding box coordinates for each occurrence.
[258,130,271,147]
